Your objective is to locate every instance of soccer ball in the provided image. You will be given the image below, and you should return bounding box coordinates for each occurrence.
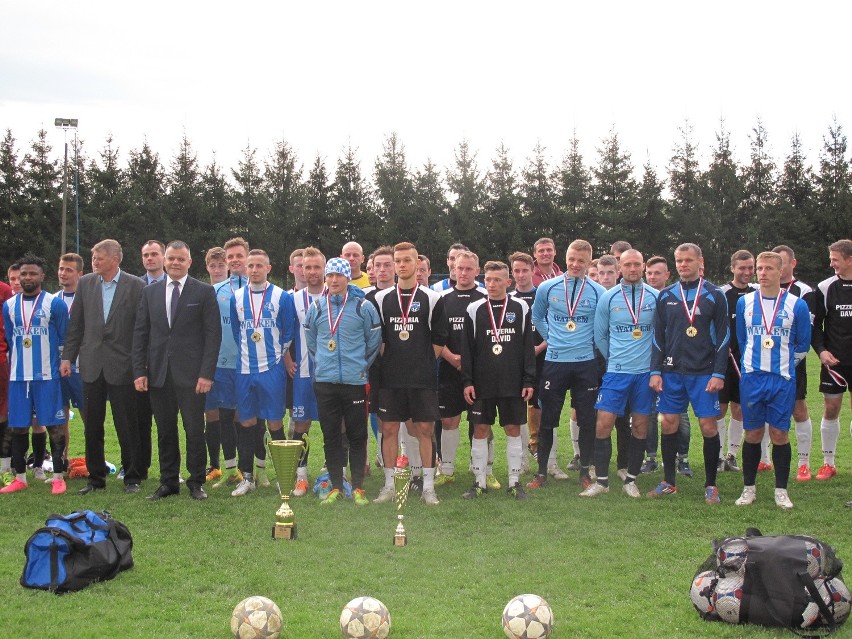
[825,578,852,624]
[690,570,718,617]
[805,541,824,579]
[502,593,553,639]
[231,596,283,639]
[712,575,744,624]
[716,537,748,575]
[801,577,828,628]
[339,596,391,639]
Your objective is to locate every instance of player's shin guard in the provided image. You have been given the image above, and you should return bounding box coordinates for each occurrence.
[627,435,645,482]
[569,418,579,456]
[661,432,678,485]
[471,437,488,488]
[537,427,554,476]
[716,418,727,454]
[11,430,28,474]
[742,441,761,486]
[820,418,839,466]
[594,437,611,487]
[205,419,221,469]
[703,435,721,487]
[506,435,522,486]
[794,419,812,466]
[48,427,66,474]
[31,430,47,468]
[440,427,460,475]
[772,442,792,490]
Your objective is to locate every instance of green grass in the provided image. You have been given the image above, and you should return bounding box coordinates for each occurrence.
[2,354,852,638]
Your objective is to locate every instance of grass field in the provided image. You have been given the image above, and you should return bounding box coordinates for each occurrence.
[2,354,852,638]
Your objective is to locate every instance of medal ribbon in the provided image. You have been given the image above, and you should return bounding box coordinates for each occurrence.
[563,276,587,321]
[486,298,508,343]
[249,285,268,332]
[620,284,645,328]
[783,279,796,295]
[396,285,417,329]
[757,291,784,340]
[20,292,44,336]
[678,278,704,328]
[326,289,348,338]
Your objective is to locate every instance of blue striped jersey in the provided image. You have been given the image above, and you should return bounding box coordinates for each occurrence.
[293,288,321,380]
[736,290,811,380]
[3,292,68,381]
[230,283,296,374]
[213,275,246,370]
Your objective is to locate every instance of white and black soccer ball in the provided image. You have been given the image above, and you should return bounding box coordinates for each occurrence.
[713,575,744,624]
[805,541,824,579]
[231,595,283,639]
[690,570,719,618]
[716,538,748,575]
[502,593,553,639]
[825,578,852,624]
[339,596,391,639]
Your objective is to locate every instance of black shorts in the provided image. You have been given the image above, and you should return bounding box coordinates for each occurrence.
[820,364,852,395]
[378,388,441,423]
[718,362,741,405]
[794,360,807,401]
[469,397,527,426]
[538,360,599,430]
[438,379,468,418]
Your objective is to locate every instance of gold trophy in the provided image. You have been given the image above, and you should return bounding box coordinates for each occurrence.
[393,465,412,546]
[267,438,308,540]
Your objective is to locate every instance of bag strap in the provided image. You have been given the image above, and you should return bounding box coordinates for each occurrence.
[798,571,837,635]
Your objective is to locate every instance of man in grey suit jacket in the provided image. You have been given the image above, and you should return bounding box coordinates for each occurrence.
[132,241,221,500]
[61,239,146,494]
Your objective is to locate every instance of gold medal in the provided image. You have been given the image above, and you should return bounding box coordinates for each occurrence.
[632,328,643,339]
[399,330,410,341]
[685,326,698,338]
[251,331,263,343]
[22,336,32,349]
[762,336,774,349]
[566,320,577,332]
[328,339,337,352]
[492,343,503,355]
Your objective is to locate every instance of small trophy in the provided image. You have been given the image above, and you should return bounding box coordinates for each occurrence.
[268,438,308,540]
[393,464,412,546]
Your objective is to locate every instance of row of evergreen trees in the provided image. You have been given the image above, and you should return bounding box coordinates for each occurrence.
[1,119,850,286]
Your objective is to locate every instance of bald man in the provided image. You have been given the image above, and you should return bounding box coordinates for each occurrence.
[342,242,370,289]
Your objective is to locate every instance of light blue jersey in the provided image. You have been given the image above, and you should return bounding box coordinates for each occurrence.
[213,275,245,370]
[230,283,296,374]
[293,288,321,381]
[594,281,658,373]
[532,275,605,362]
[4,292,67,381]
[736,290,811,380]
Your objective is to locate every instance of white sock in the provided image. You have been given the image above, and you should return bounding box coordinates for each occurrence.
[795,419,812,467]
[255,457,266,469]
[821,418,840,466]
[520,423,530,452]
[16,472,27,484]
[376,431,383,466]
[406,430,422,471]
[422,467,435,491]
[398,422,408,455]
[296,466,308,481]
[383,467,394,489]
[727,419,743,457]
[52,472,62,481]
[471,438,488,487]
[760,428,771,464]
[716,418,726,456]
[549,429,558,466]
[0,457,10,473]
[569,419,579,456]
[224,458,237,469]
[441,428,460,476]
[506,435,522,486]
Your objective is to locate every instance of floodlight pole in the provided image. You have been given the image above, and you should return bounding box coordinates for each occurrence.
[54,118,78,256]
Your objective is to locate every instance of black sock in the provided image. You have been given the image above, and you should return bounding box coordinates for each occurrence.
[48,428,67,474]
[254,420,267,462]
[627,435,646,481]
[269,428,285,441]
[220,409,237,460]
[537,428,554,476]
[0,420,9,457]
[237,427,255,475]
[661,432,678,485]
[703,435,721,487]
[205,419,221,469]
[11,431,28,474]
[31,431,47,466]
[594,437,611,486]
[772,442,792,490]
[742,441,761,486]
[296,432,310,467]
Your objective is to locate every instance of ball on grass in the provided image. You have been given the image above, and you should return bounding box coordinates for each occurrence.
[231,595,283,639]
[340,596,391,638]
[502,593,553,639]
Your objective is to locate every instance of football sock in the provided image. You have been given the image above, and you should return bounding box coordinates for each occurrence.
[383,467,394,490]
[296,431,309,467]
[220,409,237,461]
[742,441,761,486]
[760,428,771,464]
[0,420,9,459]
[269,428,285,441]
[727,418,743,457]
[549,429,558,466]
[772,442,791,490]
[506,435,522,486]
[795,419,812,466]
[716,418,726,456]
[237,426,255,475]
[569,418,579,456]
[11,431,28,474]
[677,413,691,455]
[626,435,645,482]
[471,437,487,488]
[594,437,611,487]
[254,420,267,462]
[520,423,529,454]
[32,431,47,467]
[703,435,721,487]
[48,427,66,474]
[422,466,436,492]
[820,418,839,466]
[537,428,554,476]
[440,428,460,476]
[205,419,221,469]
[661,432,678,485]
[296,466,308,481]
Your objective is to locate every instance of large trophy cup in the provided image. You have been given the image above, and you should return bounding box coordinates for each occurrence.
[268,438,308,540]
[393,464,412,546]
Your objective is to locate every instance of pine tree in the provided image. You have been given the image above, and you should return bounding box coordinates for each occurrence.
[0,129,26,266]
[263,139,304,268]
[592,127,639,255]
[411,159,448,261]
[21,129,62,266]
[166,134,206,262]
[85,135,127,250]
[373,132,415,247]
[814,118,852,244]
[554,132,592,253]
[483,142,523,261]
[703,121,743,279]
[445,139,485,251]
[199,154,236,250]
[634,160,668,260]
[741,118,777,250]
[231,143,267,250]
[331,144,379,251]
[303,154,335,255]
[124,141,166,263]
[521,141,557,252]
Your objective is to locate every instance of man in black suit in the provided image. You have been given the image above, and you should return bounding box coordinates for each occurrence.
[61,239,146,494]
[132,241,221,500]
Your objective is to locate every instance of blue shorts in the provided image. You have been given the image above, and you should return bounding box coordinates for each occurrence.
[656,373,720,418]
[236,363,285,422]
[292,375,318,422]
[8,380,65,428]
[205,367,237,410]
[595,372,654,416]
[740,371,795,431]
[61,371,84,409]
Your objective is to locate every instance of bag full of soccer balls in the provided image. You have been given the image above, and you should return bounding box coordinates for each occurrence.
[690,527,850,632]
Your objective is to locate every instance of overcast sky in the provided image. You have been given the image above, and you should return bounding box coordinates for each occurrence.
[3,1,850,180]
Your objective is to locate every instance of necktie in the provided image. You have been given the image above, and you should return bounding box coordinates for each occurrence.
[170,280,181,326]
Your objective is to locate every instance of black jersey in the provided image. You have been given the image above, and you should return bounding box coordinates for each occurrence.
[439,286,486,381]
[365,286,393,388]
[720,282,757,359]
[374,285,447,389]
[461,296,536,398]
[813,275,852,365]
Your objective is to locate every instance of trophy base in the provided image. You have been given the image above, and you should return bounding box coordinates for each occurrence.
[393,534,407,547]
[273,523,297,540]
